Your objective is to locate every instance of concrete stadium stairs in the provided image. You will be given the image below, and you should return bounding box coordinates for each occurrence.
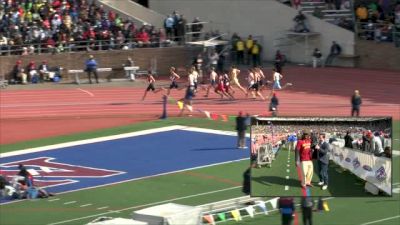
[95,0,165,28]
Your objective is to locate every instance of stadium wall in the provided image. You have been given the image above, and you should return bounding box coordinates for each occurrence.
[0,47,201,80]
[150,0,355,66]
[355,40,400,71]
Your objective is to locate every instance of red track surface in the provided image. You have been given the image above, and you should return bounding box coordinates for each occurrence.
[1,66,399,145]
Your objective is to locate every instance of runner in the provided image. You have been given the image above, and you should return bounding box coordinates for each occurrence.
[178,70,196,116]
[266,68,292,99]
[223,71,235,99]
[272,68,283,90]
[204,67,218,97]
[249,68,265,100]
[141,71,164,101]
[215,73,232,99]
[191,66,199,93]
[229,65,247,95]
[167,67,181,96]
[247,68,256,98]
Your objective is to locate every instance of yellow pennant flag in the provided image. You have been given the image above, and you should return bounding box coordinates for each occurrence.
[231,209,242,221]
[323,201,330,212]
[177,101,184,110]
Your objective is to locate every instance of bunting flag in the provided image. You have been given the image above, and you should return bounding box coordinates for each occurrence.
[211,113,219,120]
[217,212,226,221]
[230,209,242,221]
[177,101,184,110]
[169,97,234,122]
[203,111,211,119]
[323,200,330,211]
[168,97,176,104]
[256,201,268,215]
[245,206,255,218]
[203,214,215,225]
[270,198,278,209]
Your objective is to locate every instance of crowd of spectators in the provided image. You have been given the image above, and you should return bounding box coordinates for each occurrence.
[354,0,400,44]
[0,164,54,200]
[0,0,174,56]
[250,122,392,157]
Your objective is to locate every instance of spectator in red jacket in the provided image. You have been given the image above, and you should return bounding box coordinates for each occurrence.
[296,130,314,188]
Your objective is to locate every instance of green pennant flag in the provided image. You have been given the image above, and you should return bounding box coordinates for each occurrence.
[168,97,176,104]
[217,212,226,221]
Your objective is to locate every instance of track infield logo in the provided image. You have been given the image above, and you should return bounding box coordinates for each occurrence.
[0,157,125,188]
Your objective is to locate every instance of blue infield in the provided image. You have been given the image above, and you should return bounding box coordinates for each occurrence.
[0,128,250,202]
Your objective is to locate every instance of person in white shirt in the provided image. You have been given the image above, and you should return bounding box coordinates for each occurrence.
[190,66,199,92]
[372,132,384,156]
[272,68,283,90]
[167,66,180,95]
[38,60,50,82]
[204,67,218,97]
[209,51,219,70]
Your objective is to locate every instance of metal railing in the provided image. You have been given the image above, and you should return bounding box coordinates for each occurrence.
[355,22,400,47]
[0,36,190,56]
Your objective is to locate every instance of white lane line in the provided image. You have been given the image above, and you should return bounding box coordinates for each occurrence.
[97,206,109,210]
[77,88,94,97]
[287,169,290,173]
[108,210,120,214]
[63,201,77,205]
[1,126,243,158]
[287,164,290,167]
[285,186,289,191]
[47,186,241,225]
[0,126,186,158]
[80,204,93,208]
[286,176,289,180]
[48,198,60,202]
[360,215,400,225]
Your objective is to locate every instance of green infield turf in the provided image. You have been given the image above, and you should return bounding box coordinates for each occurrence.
[0,118,399,225]
[251,147,373,197]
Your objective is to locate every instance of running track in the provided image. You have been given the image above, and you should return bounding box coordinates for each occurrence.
[1,66,399,144]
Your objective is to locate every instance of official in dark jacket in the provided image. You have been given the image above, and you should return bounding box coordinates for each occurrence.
[279,197,295,225]
[269,92,279,116]
[344,131,353,148]
[235,111,247,149]
[351,90,362,116]
[315,133,330,190]
[301,196,314,225]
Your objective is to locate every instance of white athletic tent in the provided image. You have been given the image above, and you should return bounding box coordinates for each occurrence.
[86,217,148,225]
[132,203,202,225]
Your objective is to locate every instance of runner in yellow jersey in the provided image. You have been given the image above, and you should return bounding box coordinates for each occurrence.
[229,65,247,95]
